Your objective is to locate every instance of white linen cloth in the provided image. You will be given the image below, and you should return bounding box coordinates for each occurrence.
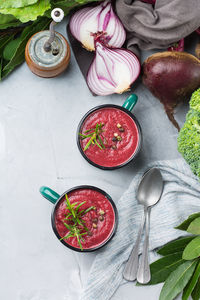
[80,159,200,300]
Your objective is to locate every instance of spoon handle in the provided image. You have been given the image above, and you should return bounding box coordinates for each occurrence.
[123,211,145,281]
[137,207,151,284]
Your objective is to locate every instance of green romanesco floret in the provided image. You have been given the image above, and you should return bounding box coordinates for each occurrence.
[178,88,200,179]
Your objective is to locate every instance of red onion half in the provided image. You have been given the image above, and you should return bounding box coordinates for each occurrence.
[87,41,140,96]
[69,0,126,51]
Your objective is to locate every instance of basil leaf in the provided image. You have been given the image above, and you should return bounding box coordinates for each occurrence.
[182,261,200,300]
[187,218,200,235]
[142,252,184,285]
[159,260,198,300]
[157,236,195,256]
[176,213,200,231]
[183,236,200,260]
[192,276,200,300]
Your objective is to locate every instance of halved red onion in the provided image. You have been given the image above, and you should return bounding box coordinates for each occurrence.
[69,0,126,51]
[87,41,140,96]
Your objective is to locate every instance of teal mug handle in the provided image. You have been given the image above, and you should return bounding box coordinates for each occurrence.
[122,94,138,111]
[40,186,60,204]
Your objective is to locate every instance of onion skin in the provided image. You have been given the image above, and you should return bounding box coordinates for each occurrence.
[142,52,200,130]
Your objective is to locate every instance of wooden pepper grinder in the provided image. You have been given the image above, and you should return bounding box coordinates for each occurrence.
[25,8,70,78]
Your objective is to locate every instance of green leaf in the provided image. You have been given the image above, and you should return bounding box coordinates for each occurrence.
[157,236,196,256]
[159,260,198,300]
[187,218,200,235]
[176,213,200,231]
[0,34,14,56]
[144,252,184,285]
[0,0,38,9]
[0,13,21,29]
[1,17,50,80]
[3,37,21,60]
[182,261,200,300]
[192,276,200,300]
[183,236,200,260]
[0,58,3,80]
[0,0,51,23]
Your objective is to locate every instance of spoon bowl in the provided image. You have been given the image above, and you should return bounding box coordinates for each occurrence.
[137,168,163,207]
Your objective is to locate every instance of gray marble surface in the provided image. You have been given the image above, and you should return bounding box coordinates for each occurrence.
[0,18,196,300]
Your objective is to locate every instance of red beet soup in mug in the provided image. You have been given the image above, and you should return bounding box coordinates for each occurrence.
[54,188,115,250]
[79,107,139,168]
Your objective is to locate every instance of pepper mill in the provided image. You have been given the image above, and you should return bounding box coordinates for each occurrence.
[25,8,70,78]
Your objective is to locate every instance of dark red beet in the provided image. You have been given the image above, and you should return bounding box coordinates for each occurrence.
[142,52,200,130]
[196,27,200,35]
[168,39,184,52]
[140,0,156,4]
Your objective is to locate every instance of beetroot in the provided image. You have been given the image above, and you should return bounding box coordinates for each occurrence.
[196,43,200,59]
[142,52,200,130]
[140,0,156,4]
[168,39,184,52]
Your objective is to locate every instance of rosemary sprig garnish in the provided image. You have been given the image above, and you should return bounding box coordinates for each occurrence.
[60,194,95,251]
[79,123,106,151]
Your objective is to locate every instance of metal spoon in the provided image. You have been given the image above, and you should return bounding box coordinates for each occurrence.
[123,168,164,283]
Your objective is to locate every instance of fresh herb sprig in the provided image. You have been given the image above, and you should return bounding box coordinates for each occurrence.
[60,194,94,250]
[79,123,105,151]
[139,212,200,300]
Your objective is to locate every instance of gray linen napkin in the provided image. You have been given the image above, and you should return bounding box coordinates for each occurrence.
[116,0,200,55]
[80,158,200,300]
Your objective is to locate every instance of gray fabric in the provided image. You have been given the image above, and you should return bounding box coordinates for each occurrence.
[116,0,200,54]
[80,158,200,300]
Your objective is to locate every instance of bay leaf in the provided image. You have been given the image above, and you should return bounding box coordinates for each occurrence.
[182,261,200,300]
[176,213,200,231]
[143,252,184,285]
[187,218,200,235]
[192,276,200,300]
[159,260,198,300]
[157,236,195,256]
[183,236,200,260]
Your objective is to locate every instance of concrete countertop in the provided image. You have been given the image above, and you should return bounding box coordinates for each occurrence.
[0,18,197,300]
